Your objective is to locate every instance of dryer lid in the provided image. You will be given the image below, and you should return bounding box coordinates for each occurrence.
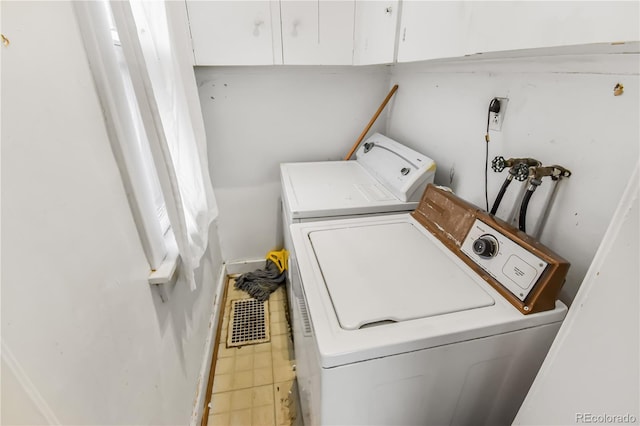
[308,222,495,330]
[281,161,414,219]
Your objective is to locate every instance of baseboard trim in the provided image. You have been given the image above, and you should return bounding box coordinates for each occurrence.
[1,341,62,425]
[190,263,227,426]
[224,258,265,275]
[190,258,269,426]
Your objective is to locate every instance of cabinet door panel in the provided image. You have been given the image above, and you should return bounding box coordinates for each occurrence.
[318,0,354,65]
[353,0,399,65]
[397,2,471,63]
[281,1,320,64]
[187,1,277,65]
[281,0,355,65]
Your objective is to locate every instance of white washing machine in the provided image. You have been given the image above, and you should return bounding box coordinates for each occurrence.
[289,185,569,426]
[281,133,436,314]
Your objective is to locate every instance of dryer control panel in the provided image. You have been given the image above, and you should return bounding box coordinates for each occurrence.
[355,133,436,202]
[411,185,569,314]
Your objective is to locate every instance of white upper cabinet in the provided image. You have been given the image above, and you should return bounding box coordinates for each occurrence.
[280,0,355,65]
[465,2,639,55]
[186,1,282,65]
[353,1,399,65]
[186,1,638,67]
[398,2,639,63]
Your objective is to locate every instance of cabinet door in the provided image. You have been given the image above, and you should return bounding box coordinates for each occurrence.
[318,0,354,65]
[398,2,639,64]
[466,2,640,55]
[397,1,472,63]
[186,1,281,65]
[280,1,319,64]
[353,0,399,65]
[281,0,355,65]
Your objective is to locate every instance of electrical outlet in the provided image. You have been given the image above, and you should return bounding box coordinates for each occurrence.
[489,97,509,131]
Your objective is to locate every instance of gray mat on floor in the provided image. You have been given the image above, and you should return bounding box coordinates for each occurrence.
[234,259,286,302]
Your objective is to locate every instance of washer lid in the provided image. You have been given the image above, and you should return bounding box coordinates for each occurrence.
[309,222,495,330]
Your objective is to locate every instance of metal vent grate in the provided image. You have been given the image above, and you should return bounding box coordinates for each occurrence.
[297,296,312,336]
[227,299,270,347]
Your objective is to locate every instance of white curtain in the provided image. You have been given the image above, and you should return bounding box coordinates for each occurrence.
[111,0,218,290]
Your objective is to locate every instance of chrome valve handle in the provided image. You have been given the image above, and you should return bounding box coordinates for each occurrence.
[513,163,530,181]
[491,156,506,172]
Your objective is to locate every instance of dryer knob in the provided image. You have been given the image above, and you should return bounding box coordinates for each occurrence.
[401,167,410,176]
[363,142,374,153]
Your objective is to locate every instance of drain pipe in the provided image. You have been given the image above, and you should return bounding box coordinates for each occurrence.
[531,178,562,239]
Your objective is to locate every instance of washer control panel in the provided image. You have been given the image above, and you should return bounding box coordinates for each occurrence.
[412,184,569,314]
[461,219,548,302]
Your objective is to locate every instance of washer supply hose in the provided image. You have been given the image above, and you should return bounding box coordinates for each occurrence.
[518,165,572,234]
[490,175,513,215]
[490,160,531,216]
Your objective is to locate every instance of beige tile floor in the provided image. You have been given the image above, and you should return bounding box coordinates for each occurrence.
[207,278,298,426]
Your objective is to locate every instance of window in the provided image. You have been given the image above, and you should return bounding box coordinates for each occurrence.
[108,11,171,238]
[75,0,217,290]
[74,1,177,282]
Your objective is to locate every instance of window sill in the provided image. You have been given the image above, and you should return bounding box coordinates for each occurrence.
[148,241,180,286]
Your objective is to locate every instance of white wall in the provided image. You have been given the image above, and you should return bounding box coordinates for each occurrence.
[196,49,638,306]
[386,48,639,304]
[1,2,223,424]
[196,65,391,260]
[514,163,639,425]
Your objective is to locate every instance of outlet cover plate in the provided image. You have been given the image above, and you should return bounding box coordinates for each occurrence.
[489,97,509,131]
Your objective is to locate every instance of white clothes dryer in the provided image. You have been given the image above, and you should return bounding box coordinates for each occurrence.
[289,186,569,426]
[280,133,436,224]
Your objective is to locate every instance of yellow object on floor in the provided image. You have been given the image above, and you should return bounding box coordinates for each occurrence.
[266,249,288,273]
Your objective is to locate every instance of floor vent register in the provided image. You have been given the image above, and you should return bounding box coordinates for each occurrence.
[227,299,271,347]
